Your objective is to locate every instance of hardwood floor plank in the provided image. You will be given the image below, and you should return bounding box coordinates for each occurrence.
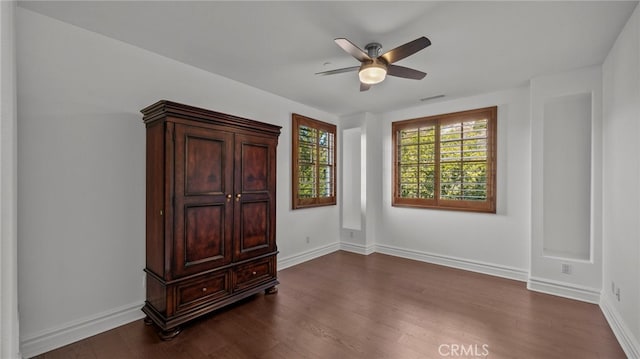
[33,251,626,358]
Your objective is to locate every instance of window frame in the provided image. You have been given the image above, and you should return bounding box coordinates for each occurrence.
[392,106,497,213]
[292,113,337,209]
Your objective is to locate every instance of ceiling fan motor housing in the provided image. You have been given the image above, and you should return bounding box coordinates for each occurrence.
[365,43,383,58]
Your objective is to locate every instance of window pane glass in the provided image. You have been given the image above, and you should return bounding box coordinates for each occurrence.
[319,166,332,197]
[298,143,314,163]
[419,165,435,199]
[299,126,317,144]
[441,123,462,141]
[400,144,419,163]
[462,162,487,200]
[419,126,436,143]
[400,165,418,185]
[318,147,329,165]
[298,164,316,197]
[440,140,462,162]
[400,129,419,145]
[419,144,435,163]
[400,184,418,198]
[440,162,462,199]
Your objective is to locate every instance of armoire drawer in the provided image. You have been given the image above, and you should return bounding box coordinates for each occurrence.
[232,257,275,292]
[175,270,230,313]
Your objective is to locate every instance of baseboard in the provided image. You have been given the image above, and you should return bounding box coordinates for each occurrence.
[527,276,600,304]
[20,301,145,358]
[278,242,341,270]
[600,296,640,358]
[339,241,376,255]
[375,243,528,282]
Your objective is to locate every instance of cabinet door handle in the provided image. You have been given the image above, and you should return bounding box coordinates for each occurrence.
[235,193,242,201]
[252,271,257,275]
[226,194,232,202]
[202,287,207,292]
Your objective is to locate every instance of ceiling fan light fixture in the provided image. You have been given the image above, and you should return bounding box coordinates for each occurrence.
[359,62,387,85]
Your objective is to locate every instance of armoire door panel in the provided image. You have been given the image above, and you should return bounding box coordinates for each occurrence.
[184,205,226,266]
[174,124,234,277]
[240,143,269,192]
[233,133,277,261]
[235,134,276,195]
[240,201,269,249]
[185,136,224,195]
[235,200,272,260]
[176,124,234,198]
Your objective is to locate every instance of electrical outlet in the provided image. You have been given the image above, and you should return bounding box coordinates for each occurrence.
[350,231,354,238]
[616,288,621,301]
[561,263,572,274]
[305,236,310,244]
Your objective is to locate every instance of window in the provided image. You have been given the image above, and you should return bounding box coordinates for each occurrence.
[292,114,336,209]
[392,106,497,213]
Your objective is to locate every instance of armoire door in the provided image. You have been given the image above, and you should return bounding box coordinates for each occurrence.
[233,133,277,261]
[173,124,234,277]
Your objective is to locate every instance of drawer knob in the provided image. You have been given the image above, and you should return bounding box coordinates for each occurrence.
[202,287,207,292]
[252,271,257,275]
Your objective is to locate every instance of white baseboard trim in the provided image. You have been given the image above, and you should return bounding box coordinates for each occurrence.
[375,243,528,282]
[600,296,640,358]
[527,276,600,304]
[339,241,376,255]
[278,242,341,270]
[20,301,145,358]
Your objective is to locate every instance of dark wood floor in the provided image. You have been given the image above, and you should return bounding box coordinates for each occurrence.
[34,251,625,358]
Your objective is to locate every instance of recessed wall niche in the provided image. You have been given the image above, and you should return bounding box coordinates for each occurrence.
[342,127,362,230]
[542,92,592,261]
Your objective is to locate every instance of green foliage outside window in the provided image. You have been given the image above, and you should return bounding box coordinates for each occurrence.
[393,107,497,213]
[292,114,336,209]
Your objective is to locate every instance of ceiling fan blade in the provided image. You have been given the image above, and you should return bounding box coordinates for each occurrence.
[387,64,427,80]
[380,36,431,64]
[335,38,371,62]
[360,82,371,92]
[315,66,360,76]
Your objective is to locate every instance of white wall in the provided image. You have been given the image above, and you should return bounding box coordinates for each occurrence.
[529,66,603,303]
[602,3,640,357]
[339,112,382,255]
[1,2,20,358]
[376,88,531,280]
[16,8,339,357]
[542,93,592,260]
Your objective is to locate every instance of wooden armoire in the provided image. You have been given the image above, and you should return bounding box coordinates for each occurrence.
[141,100,280,339]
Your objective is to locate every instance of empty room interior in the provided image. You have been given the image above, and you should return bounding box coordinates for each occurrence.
[3,1,640,358]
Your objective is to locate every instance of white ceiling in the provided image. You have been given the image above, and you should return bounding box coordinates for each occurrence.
[19,1,638,116]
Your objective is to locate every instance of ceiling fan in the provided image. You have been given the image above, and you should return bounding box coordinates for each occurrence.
[316,36,431,91]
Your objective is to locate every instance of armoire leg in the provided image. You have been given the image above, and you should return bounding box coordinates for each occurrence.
[158,326,182,341]
[265,286,278,294]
